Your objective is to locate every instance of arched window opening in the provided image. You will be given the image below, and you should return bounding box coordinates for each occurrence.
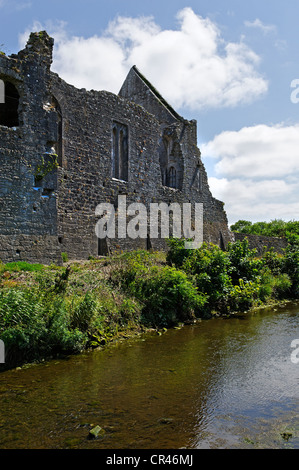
[168,166,177,189]
[159,131,183,190]
[112,121,128,181]
[51,96,63,166]
[0,80,20,127]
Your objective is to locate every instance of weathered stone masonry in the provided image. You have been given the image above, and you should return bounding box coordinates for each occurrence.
[0,31,233,264]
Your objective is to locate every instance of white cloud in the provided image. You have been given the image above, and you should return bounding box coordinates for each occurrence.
[202,124,299,224]
[209,176,299,224]
[244,18,276,34]
[202,124,299,178]
[0,0,31,10]
[20,7,268,111]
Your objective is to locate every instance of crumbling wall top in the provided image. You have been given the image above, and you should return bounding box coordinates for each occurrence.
[16,31,54,68]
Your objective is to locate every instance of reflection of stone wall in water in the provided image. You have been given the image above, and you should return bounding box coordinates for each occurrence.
[0,31,233,265]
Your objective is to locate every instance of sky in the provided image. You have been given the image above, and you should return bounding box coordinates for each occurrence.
[1,0,299,226]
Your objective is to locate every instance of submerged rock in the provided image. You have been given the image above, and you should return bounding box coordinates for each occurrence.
[280,431,293,441]
[88,425,105,439]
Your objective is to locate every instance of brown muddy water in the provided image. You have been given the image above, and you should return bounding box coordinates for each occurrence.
[0,302,298,449]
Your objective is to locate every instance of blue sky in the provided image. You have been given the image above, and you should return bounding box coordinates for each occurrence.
[1,0,299,225]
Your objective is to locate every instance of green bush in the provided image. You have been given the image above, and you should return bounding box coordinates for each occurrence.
[225,279,260,312]
[261,249,283,276]
[281,241,299,297]
[45,298,87,354]
[181,243,232,310]
[70,291,98,331]
[273,273,292,299]
[0,288,87,367]
[231,218,299,238]
[0,289,47,365]
[227,238,262,284]
[110,255,207,327]
[166,238,193,267]
[138,266,207,327]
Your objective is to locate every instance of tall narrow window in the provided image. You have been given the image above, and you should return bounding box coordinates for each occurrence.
[168,166,177,189]
[51,96,63,166]
[112,121,128,181]
[0,80,20,127]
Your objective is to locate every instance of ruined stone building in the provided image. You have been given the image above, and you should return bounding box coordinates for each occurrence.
[0,31,232,265]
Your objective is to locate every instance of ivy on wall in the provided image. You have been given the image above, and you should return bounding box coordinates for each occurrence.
[34,153,58,181]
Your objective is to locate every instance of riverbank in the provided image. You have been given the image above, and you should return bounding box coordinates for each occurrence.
[1,238,298,370]
[0,301,298,449]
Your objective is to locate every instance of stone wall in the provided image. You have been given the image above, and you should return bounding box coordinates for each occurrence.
[0,32,61,263]
[0,31,233,265]
[233,232,288,255]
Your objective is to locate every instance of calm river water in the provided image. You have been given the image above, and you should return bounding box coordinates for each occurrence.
[0,302,298,449]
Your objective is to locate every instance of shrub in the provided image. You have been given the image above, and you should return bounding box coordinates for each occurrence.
[261,249,283,275]
[182,243,232,310]
[110,256,207,327]
[224,278,260,313]
[227,238,262,284]
[0,287,87,367]
[281,241,299,297]
[166,238,193,268]
[273,273,292,299]
[45,298,87,354]
[138,266,207,327]
[70,291,98,331]
[0,289,47,365]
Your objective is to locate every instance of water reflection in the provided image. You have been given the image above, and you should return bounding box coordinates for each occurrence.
[0,303,298,449]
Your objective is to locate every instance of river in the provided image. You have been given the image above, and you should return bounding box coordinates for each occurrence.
[0,302,298,449]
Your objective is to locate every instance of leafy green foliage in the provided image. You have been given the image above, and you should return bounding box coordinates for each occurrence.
[166,238,193,267]
[109,253,207,327]
[0,235,298,369]
[182,243,232,309]
[61,252,69,263]
[224,279,260,312]
[165,236,299,314]
[227,238,262,284]
[34,154,58,181]
[281,240,299,297]
[231,219,299,238]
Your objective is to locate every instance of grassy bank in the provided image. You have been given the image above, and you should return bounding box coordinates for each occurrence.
[0,237,298,370]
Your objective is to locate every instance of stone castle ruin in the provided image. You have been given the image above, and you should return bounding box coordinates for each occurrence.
[0,31,232,265]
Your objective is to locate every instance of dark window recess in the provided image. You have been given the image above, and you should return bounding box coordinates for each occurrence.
[98,237,109,256]
[0,81,20,127]
[191,164,203,191]
[112,121,128,181]
[42,188,54,197]
[58,236,63,244]
[34,177,43,188]
[51,96,63,166]
[168,166,177,189]
[146,235,152,250]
